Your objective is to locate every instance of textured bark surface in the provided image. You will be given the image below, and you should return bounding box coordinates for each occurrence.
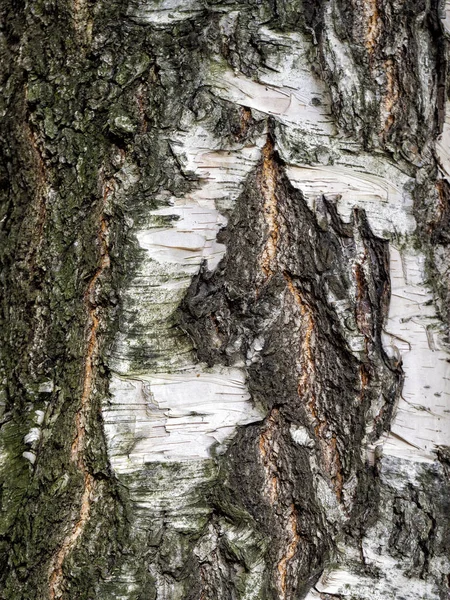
[0,0,449,599]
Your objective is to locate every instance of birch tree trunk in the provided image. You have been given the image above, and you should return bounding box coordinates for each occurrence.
[1,0,450,598]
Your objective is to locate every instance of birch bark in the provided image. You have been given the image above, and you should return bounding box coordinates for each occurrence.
[0,0,449,599]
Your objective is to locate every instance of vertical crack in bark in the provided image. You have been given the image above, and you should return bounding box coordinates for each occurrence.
[235,106,253,142]
[363,0,380,56]
[73,0,92,47]
[254,144,306,598]
[360,1,399,136]
[259,135,280,282]
[382,58,399,134]
[283,274,316,420]
[259,408,280,505]
[284,272,345,502]
[276,504,300,600]
[48,179,113,600]
[258,411,300,600]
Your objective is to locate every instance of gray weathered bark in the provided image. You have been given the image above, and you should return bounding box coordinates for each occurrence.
[1,0,449,598]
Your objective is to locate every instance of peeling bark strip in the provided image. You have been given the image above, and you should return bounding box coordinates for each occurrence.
[1,0,450,599]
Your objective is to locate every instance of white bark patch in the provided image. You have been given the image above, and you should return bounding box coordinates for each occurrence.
[37,380,54,393]
[290,425,314,448]
[35,410,45,426]
[104,369,262,468]
[437,100,450,179]
[22,451,36,465]
[137,126,264,272]
[208,26,334,145]
[21,407,48,465]
[305,566,435,600]
[127,0,203,24]
[287,162,415,237]
[137,205,225,272]
[105,101,266,598]
[208,65,333,137]
[110,127,265,375]
[382,246,450,459]
[109,160,264,461]
[23,427,41,445]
